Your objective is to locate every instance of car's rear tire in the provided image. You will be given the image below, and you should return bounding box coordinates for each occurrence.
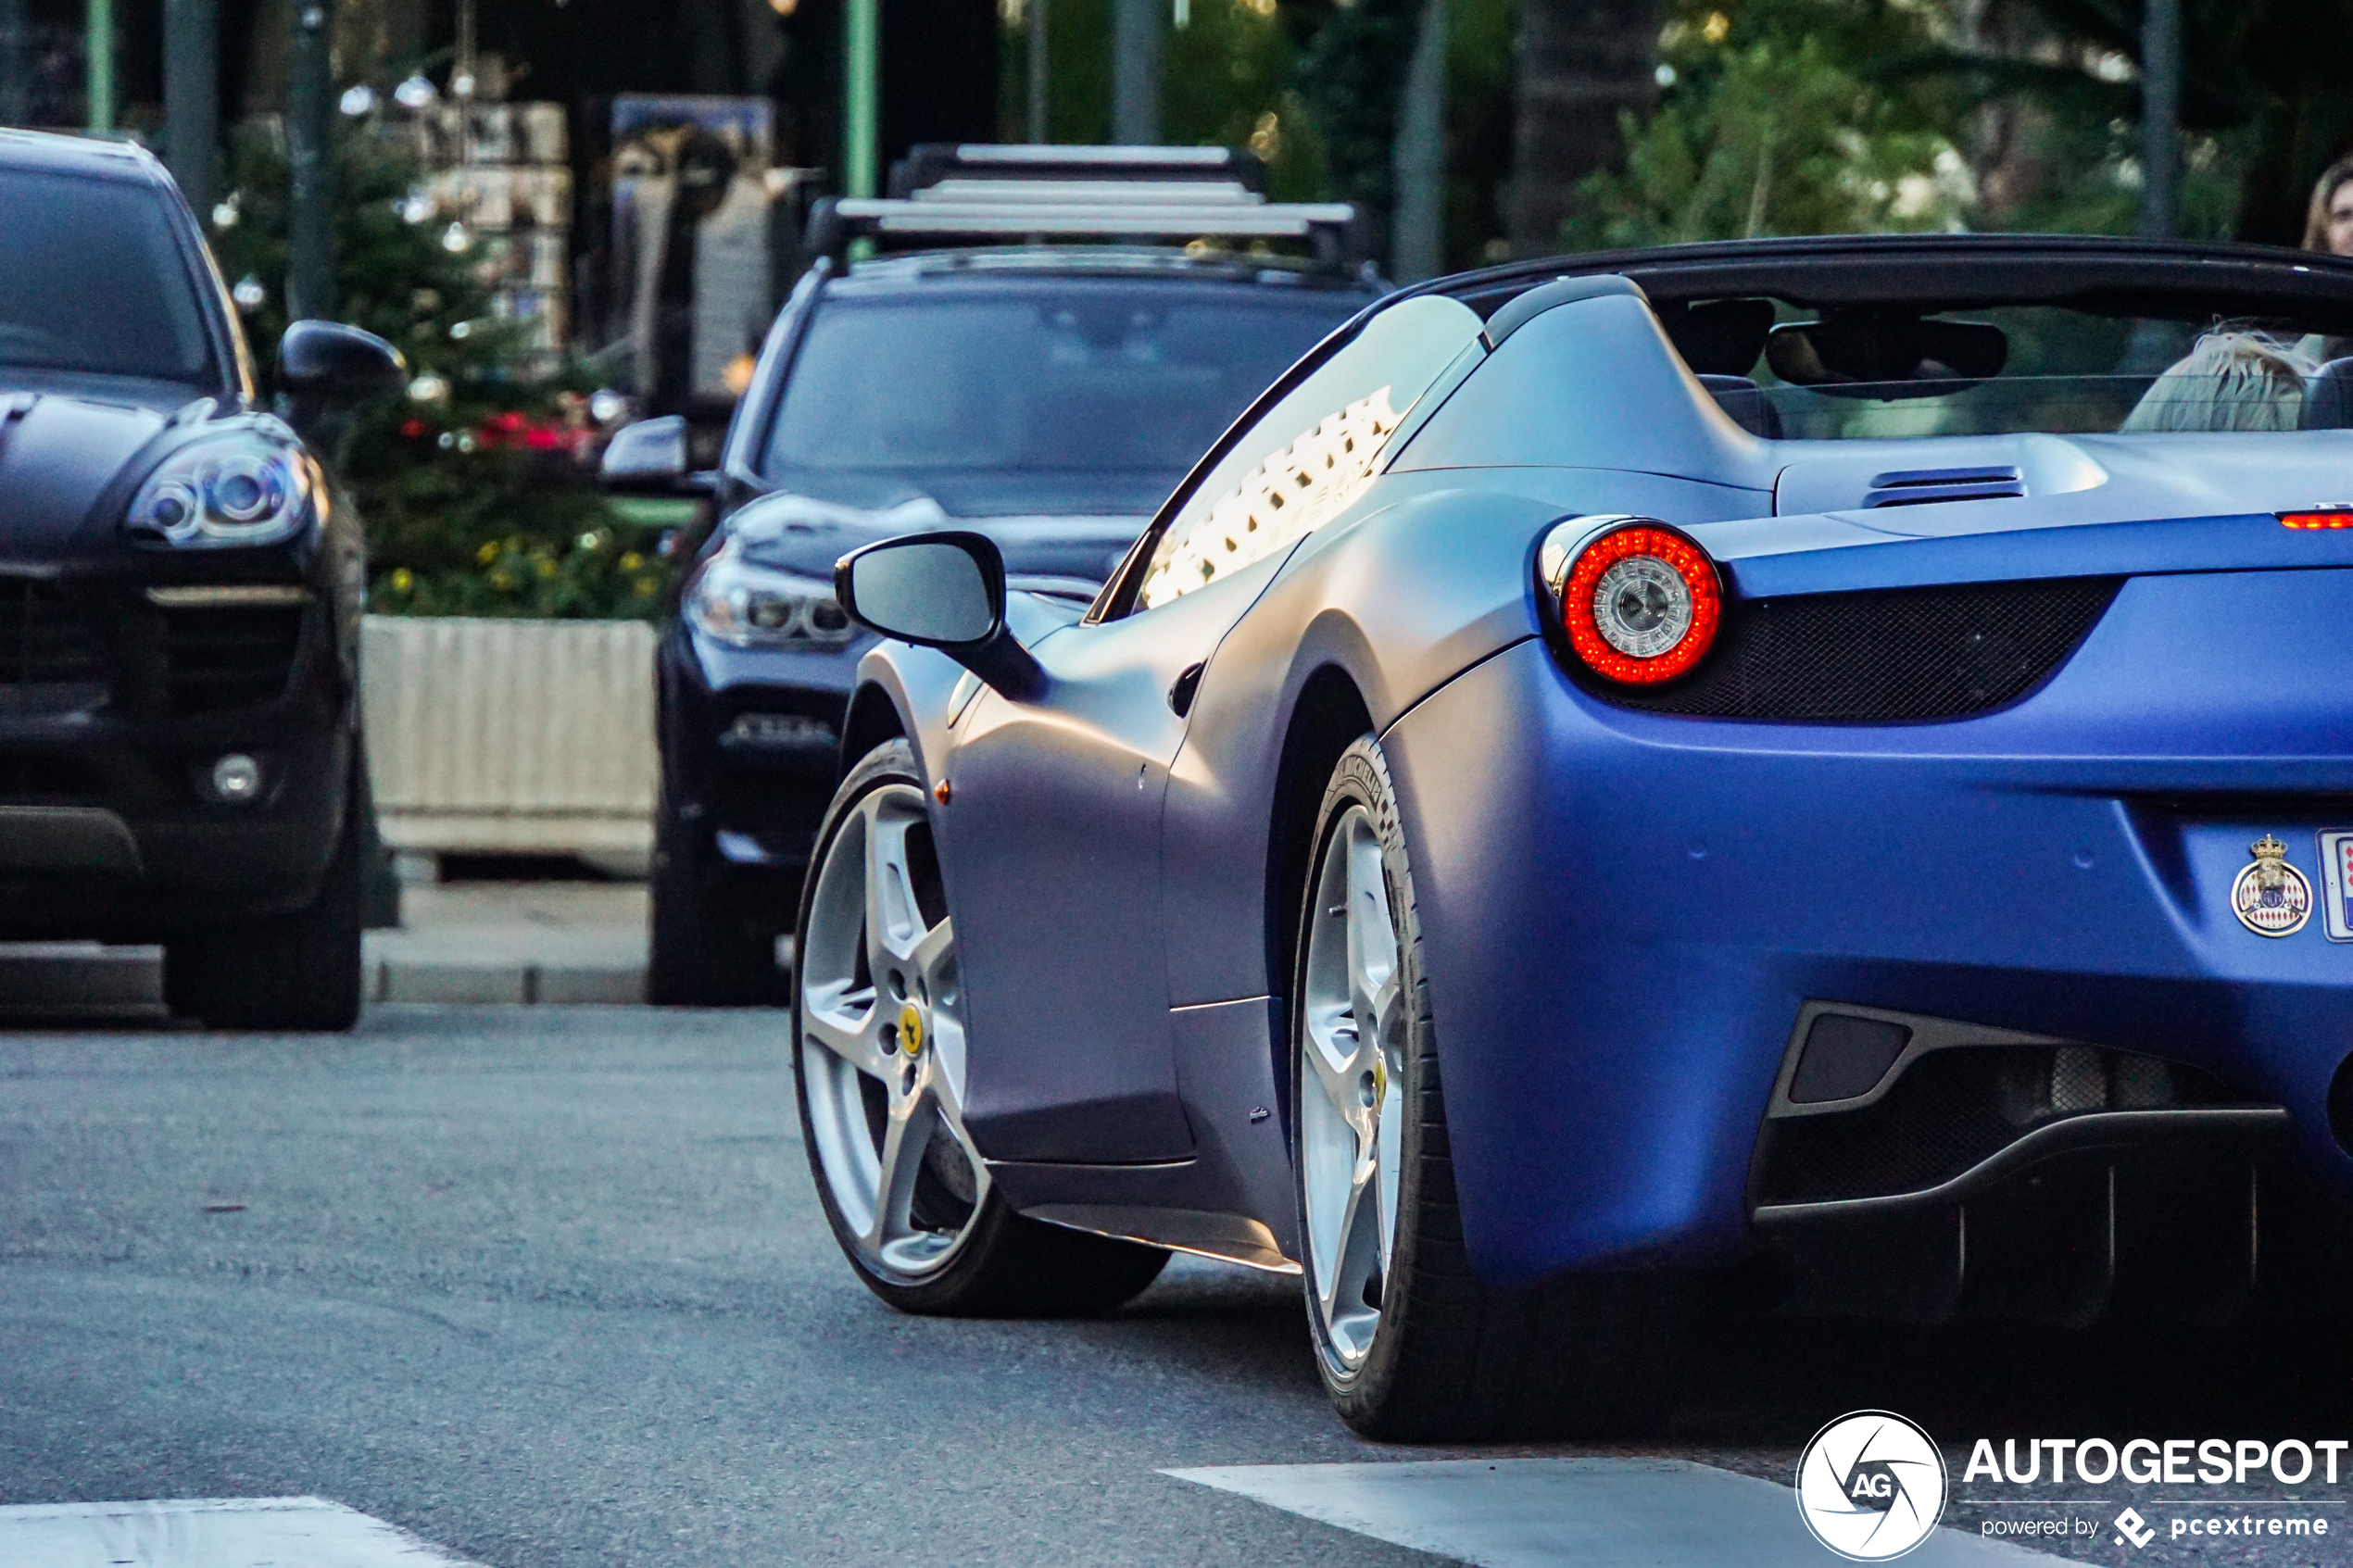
[162,755,365,1033]
[647,780,789,1006]
[1291,735,1688,1440]
[795,738,1168,1315]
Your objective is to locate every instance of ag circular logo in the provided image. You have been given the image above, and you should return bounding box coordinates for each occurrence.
[1794,1410,1948,1561]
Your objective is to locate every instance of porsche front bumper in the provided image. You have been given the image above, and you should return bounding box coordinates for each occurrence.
[0,579,350,938]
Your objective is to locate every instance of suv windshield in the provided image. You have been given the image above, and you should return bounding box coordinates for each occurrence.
[1696,301,2353,440]
[0,169,215,389]
[762,281,1363,516]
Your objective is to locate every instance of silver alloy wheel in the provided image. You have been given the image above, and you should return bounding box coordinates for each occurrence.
[799,782,988,1281]
[1300,804,1406,1370]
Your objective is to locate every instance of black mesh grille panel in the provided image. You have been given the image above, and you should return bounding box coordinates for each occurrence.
[1605,577,2120,722]
[1756,1046,2237,1206]
[160,605,305,713]
[0,754,104,802]
[0,578,102,686]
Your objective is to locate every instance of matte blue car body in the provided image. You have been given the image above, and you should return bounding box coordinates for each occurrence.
[840,253,2353,1292]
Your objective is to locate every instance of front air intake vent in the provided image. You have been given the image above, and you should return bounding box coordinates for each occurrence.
[1864,466,2024,508]
[159,604,306,714]
[0,578,102,686]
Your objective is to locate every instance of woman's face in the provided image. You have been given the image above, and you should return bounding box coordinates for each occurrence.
[2328,181,2353,256]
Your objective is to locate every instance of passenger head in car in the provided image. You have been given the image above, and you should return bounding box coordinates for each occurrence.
[2121,332,2313,433]
[2306,155,2353,256]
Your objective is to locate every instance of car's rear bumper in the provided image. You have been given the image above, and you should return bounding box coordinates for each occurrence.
[1382,570,2353,1303]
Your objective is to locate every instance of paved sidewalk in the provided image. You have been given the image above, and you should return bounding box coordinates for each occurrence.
[364,882,652,1004]
[0,882,678,1013]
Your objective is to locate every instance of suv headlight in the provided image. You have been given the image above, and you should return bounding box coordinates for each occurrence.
[128,436,316,547]
[686,548,856,649]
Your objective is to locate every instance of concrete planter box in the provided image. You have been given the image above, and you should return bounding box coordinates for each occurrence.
[361,616,657,872]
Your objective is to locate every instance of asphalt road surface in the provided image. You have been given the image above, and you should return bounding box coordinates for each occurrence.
[0,1006,2346,1566]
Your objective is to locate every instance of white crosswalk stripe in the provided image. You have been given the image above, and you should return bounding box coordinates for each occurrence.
[1166,1458,2057,1567]
[0,1497,485,1568]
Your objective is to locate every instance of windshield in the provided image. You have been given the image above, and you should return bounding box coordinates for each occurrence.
[0,169,216,389]
[1689,301,2353,440]
[762,282,1364,516]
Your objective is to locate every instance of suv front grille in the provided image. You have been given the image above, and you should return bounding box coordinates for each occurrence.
[1601,576,2120,723]
[159,605,307,714]
[0,753,104,802]
[0,578,103,686]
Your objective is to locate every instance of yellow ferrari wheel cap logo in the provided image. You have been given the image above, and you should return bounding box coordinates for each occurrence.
[899,1005,925,1057]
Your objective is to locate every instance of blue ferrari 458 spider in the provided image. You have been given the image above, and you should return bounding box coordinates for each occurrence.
[792,232,2353,1438]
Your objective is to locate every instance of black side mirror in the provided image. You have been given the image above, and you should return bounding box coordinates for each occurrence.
[836,532,1041,696]
[278,320,407,399]
[599,415,719,497]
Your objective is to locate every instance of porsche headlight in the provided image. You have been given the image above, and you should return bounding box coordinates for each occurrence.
[128,437,315,547]
[686,548,856,649]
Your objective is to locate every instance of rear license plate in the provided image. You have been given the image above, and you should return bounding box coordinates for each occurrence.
[2316,830,2353,941]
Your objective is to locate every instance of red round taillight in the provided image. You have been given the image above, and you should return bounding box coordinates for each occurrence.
[1540,518,1723,686]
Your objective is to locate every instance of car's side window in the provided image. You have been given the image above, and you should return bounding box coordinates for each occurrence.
[1135,295,1484,612]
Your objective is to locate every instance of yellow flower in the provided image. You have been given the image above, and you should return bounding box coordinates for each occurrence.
[618,551,642,571]
[475,540,498,565]
[489,569,513,590]
[634,576,656,596]
[535,557,557,578]
[388,567,413,592]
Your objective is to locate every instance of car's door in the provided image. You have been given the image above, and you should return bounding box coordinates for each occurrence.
[939,296,1488,1165]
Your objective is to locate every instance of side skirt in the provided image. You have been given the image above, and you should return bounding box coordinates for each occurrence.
[987,1156,1302,1273]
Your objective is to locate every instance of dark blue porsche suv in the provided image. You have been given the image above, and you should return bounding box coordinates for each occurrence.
[0,130,403,1030]
[606,145,1379,1002]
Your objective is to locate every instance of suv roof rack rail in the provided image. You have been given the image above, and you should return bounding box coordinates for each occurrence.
[887,143,1267,197]
[804,143,1369,270]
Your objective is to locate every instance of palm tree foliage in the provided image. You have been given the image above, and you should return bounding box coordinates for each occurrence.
[1571,0,2353,250]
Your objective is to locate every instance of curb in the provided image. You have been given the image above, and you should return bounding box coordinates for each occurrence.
[0,946,158,1009]
[0,947,652,1010]
[368,960,646,1005]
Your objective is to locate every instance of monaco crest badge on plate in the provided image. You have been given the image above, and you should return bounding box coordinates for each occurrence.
[2233,834,2312,937]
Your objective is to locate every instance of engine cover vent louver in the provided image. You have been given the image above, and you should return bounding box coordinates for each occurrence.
[1864,465,2025,508]
[1591,576,2120,722]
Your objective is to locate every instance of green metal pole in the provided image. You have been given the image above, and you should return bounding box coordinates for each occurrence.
[2139,0,2180,239]
[164,0,220,220]
[287,0,335,320]
[1390,0,1444,281]
[844,0,878,198]
[85,0,113,132]
[1,0,31,126]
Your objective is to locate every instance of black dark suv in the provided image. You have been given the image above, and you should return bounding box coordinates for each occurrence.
[0,130,402,1029]
[604,144,1381,1004]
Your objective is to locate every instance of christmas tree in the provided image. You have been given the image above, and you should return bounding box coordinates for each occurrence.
[209,116,673,619]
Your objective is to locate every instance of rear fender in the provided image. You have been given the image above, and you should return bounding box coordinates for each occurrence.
[1164,473,1770,1009]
